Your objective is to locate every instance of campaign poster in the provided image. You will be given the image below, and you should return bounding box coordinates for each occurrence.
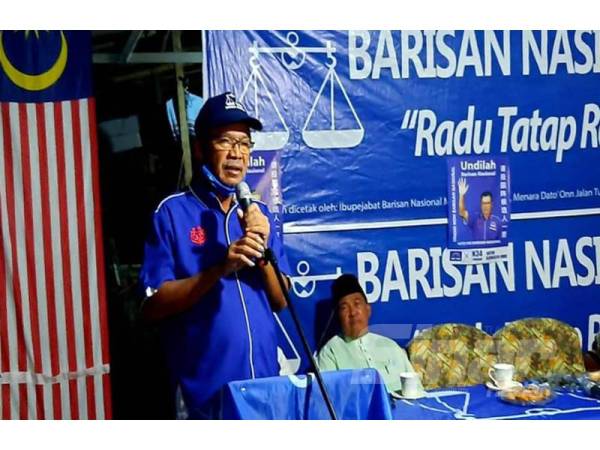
[447,156,511,263]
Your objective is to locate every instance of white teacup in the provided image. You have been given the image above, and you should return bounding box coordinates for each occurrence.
[400,372,421,398]
[488,363,515,388]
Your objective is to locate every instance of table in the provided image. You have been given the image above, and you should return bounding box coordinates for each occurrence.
[217,369,600,420]
[391,384,600,420]
[218,369,392,419]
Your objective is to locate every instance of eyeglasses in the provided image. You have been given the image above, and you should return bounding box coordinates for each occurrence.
[211,136,255,154]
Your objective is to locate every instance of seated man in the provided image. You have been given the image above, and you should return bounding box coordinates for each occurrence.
[317,273,423,395]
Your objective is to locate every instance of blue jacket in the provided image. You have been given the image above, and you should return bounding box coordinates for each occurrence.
[466,211,502,241]
[140,181,290,417]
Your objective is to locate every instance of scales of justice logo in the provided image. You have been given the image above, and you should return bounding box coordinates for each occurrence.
[0,31,68,92]
[239,31,365,151]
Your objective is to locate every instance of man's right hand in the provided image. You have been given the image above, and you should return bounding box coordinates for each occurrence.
[222,233,265,276]
[458,177,469,196]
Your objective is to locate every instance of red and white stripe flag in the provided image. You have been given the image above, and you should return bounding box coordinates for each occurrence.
[0,31,111,419]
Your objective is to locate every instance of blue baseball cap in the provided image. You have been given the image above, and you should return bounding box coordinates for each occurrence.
[194,92,263,138]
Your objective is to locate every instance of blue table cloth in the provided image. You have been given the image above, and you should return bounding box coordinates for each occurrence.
[391,384,600,420]
[218,370,600,420]
[219,368,392,419]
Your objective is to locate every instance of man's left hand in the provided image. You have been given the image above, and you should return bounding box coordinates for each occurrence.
[238,204,270,244]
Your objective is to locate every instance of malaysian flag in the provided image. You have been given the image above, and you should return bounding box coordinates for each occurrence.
[0,31,111,419]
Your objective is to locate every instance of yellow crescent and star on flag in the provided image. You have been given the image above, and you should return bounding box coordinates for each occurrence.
[0,30,68,92]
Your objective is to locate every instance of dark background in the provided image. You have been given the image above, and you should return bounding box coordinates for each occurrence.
[92,31,203,419]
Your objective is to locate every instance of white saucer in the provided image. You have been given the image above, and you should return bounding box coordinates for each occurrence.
[391,391,426,400]
[485,380,522,391]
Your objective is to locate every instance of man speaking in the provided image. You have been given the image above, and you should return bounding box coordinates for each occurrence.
[139,92,290,419]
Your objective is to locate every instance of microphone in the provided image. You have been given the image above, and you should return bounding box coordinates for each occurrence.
[236,181,266,260]
[235,181,253,213]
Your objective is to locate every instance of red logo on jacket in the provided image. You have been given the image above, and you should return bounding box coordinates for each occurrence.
[190,226,206,245]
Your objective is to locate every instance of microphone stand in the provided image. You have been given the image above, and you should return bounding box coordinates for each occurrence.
[263,248,338,420]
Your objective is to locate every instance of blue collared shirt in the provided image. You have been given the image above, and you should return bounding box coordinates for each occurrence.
[139,181,290,417]
[466,211,502,241]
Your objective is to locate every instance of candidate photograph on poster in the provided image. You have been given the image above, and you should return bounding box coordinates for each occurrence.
[447,156,511,263]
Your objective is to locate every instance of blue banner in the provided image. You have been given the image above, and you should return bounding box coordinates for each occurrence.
[205,31,600,371]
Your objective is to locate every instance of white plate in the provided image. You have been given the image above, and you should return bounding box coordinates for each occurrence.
[485,380,522,391]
